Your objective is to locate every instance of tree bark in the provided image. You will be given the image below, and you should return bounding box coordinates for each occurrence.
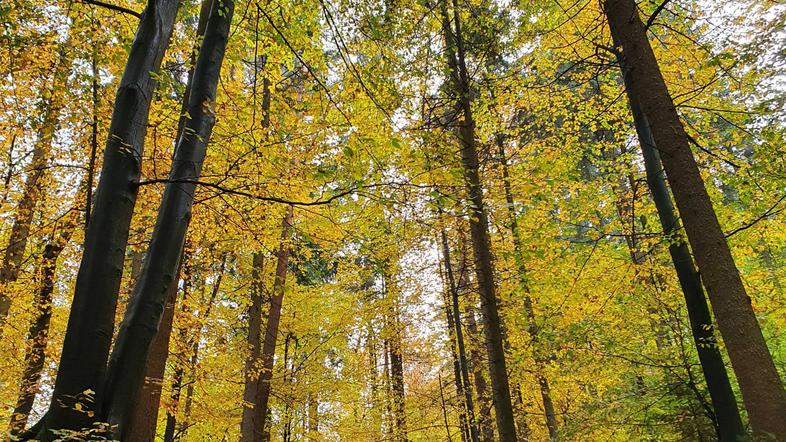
[126,258,184,442]
[0,42,72,325]
[438,0,517,439]
[257,208,294,442]
[439,229,479,442]
[7,210,79,436]
[619,78,745,440]
[240,252,267,442]
[100,0,234,437]
[34,1,180,437]
[605,0,786,438]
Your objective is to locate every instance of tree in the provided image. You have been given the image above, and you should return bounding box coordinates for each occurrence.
[605,0,786,438]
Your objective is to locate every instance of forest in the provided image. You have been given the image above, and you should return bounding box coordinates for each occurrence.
[1,0,786,440]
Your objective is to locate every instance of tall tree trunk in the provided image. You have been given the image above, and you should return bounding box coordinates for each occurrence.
[619,61,745,440]
[387,297,407,442]
[438,1,516,439]
[463,299,495,442]
[439,229,479,442]
[126,259,184,442]
[0,42,72,325]
[240,47,273,440]
[605,0,786,438]
[35,1,180,437]
[257,208,295,442]
[496,135,559,440]
[100,1,234,437]
[7,209,79,436]
[240,252,266,442]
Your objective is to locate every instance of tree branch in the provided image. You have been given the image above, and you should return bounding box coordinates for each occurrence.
[80,0,142,18]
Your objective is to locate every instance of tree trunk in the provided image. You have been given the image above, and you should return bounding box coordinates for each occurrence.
[605,0,786,438]
[100,1,234,437]
[496,135,559,440]
[619,82,745,440]
[258,208,295,442]
[126,259,184,442]
[438,1,516,439]
[463,301,495,442]
[240,252,266,442]
[35,1,180,437]
[0,42,72,325]
[7,210,79,436]
[388,315,407,442]
[439,229,479,442]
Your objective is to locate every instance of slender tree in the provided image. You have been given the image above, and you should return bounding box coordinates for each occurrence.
[7,207,79,436]
[438,0,517,438]
[496,135,560,439]
[605,0,786,438]
[126,260,184,442]
[240,252,267,442]
[0,41,72,325]
[439,228,479,442]
[257,207,295,442]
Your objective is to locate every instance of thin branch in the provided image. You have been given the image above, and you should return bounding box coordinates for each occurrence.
[136,178,359,206]
[725,193,786,238]
[79,0,142,18]
[645,0,672,30]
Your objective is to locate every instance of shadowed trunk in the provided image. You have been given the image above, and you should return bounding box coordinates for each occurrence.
[605,0,786,438]
[619,59,744,441]
[100,1,234,437]
[34,1,180,437]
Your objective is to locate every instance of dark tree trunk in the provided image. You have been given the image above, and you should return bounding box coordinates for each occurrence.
[620,79,744,440]
[605,0,786,438]
[7,210,78,436]
[496,136,559,440]
[34,1,180,437]
[463,301,495,442]
[126,259,184,442]
[388,316,407,442]
[439,229,479,442]
[257,208,294,442]
[240,252,266,442]
[100,1,234,437]
[438,1,516,439]
[0,42,72,324]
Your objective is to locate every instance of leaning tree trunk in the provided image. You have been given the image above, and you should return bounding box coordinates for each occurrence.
[496,135,559,440]
[605,0,786,438]
[0,42,72,325]
[257,208,295,442]
[34,1,180,438]
[7,208,79,436]
[100,1,234,438]
[438,1,516,439]
[620,80,744,440]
